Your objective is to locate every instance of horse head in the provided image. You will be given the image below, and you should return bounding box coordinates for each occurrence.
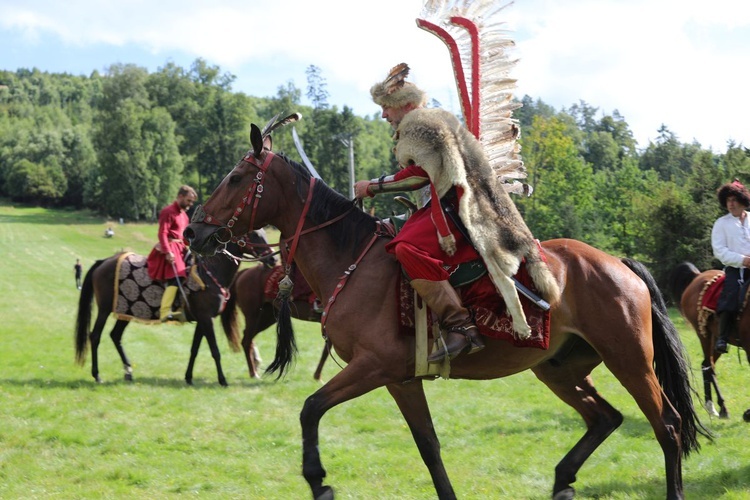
[185,123,300,256]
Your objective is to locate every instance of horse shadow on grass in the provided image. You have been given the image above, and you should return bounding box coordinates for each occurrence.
[0,376,282,390]
[479,406,746,497]
[575,463,750,498]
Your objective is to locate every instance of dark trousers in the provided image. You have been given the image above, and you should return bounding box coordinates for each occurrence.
[717,267,747,344]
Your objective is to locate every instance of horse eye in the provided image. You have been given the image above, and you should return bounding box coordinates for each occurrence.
[228,174,241,185]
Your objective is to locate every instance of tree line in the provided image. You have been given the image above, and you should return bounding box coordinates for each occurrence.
[1,59,748,290]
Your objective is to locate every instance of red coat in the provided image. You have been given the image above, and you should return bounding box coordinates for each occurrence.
[384,165,480,265]
[147,201,189,280]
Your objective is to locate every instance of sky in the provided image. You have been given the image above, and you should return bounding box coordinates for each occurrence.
[1,0,749,153]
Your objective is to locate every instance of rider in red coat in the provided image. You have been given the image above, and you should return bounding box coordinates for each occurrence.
[355,64,559,364]
[353,67,486,364]
[147,185,197,321]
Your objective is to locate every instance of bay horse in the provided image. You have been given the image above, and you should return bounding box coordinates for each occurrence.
[185,125,707,499]
[74,232,267,386]
[221,262,328,380]
[669,262,750,419]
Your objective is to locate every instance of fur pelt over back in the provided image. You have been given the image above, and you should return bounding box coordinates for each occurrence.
[394,108,560,337]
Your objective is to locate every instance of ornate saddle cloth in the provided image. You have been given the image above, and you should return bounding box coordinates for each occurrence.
[398,259,551,349]
[697,273,729,337]
[113,253,204,324]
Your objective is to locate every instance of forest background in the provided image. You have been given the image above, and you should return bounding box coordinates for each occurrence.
[1,58,749,290]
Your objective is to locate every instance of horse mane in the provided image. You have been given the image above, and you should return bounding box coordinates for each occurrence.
[278,153,379,256]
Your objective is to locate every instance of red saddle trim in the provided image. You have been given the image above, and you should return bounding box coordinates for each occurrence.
[397,258,551,350]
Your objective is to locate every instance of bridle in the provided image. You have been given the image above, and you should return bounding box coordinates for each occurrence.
[191,149,354,269]
[191,150,275,247]
[192,146,390,338]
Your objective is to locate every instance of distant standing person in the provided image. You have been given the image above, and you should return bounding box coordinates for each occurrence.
[146,185,198,321]
[711,179,750,353]
[74,259,83,290]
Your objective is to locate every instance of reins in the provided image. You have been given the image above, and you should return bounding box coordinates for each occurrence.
[196,149,391,343]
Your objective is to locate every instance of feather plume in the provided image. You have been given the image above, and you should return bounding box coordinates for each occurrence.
[261,112,302,138]
[260,113,281,138]
[417,0,532,196]
[382,63,410,95]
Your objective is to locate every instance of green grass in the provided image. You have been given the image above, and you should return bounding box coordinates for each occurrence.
[1,200,749,499]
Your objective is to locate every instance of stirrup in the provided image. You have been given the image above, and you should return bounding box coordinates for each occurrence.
[714,339,729,354]
[427,328,482,364]
[161,310,186,323]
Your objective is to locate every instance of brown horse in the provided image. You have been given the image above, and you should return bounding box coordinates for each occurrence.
[185,125,707,499]
[74,234,266,386]
[221,263,327,380]
[669,261,750,419]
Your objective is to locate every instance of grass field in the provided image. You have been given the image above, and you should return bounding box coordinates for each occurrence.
[1,199,749,499]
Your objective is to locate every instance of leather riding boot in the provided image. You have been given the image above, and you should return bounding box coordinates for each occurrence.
[160,286,184,322]
[409,279,485,364]
[715,310,735,354]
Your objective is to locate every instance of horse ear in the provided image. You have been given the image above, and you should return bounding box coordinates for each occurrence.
[250,124,263,156]
[263,134,273,151]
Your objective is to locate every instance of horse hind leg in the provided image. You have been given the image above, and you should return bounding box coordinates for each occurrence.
[603,354,686,499]
[242,306,275,379]
[701,359,726,418]
[532,359,623,500]
[108,319,132,382]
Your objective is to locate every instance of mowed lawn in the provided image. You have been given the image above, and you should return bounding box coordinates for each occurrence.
[0,199,749,499]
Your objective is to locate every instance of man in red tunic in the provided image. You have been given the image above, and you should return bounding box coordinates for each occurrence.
[147,185,198,321]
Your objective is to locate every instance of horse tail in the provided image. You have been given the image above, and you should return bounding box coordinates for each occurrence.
[264,292,297,380]
[220,272,242,353]
[667,262,700,312]
[75,259,104,365]
[621,258,711,456]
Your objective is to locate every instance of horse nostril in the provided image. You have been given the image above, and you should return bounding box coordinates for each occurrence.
[183,227,195,241]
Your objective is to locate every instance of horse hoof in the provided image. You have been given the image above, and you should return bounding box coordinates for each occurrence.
[553,487,575,500]
[315,486,334,500]
[219,379,228,387]
[185,378,193,386]
[705,401,720,418]
[743,409,750,422]
[95,376,102,384]
[124,373,133,382]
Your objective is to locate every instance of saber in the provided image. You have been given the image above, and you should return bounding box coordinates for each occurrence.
[292,127,322,179]
[512,277,550,311]
[170,260,192,318]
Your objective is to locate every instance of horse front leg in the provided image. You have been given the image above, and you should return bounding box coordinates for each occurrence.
[313,341,330,382]
[108,320,131,382]
[185,326,203,386]
[387,380,456,500]
[300,362,393,499]
[201,319,228,387]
